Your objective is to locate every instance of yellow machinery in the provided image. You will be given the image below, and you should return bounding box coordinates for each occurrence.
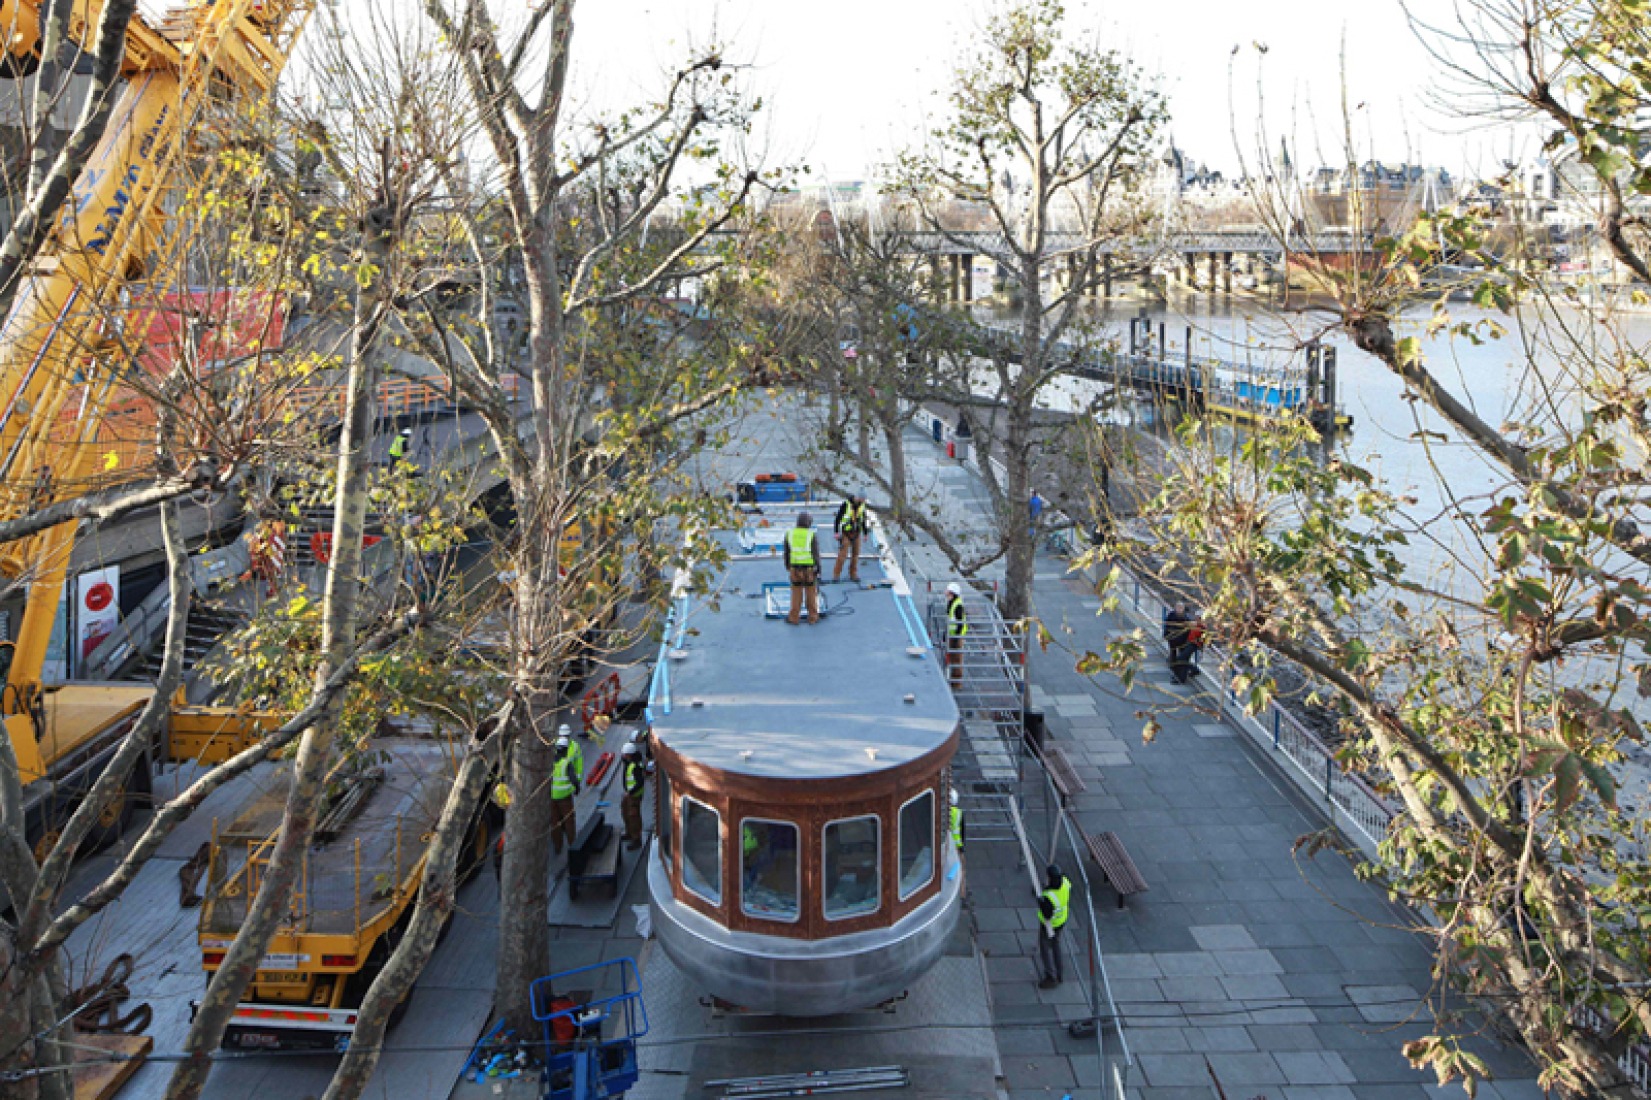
[199,739,489,1050]
[0,0,312,855]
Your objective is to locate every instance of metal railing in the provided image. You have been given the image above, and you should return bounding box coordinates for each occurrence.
[204,813,408,940]
[1103,565,1395,861]
[901,412,1651,1092]
[1016,738,1135,1099]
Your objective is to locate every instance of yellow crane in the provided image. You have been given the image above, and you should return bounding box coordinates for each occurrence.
[0,0,313,855]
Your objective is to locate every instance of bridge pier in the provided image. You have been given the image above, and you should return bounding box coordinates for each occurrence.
[1184,253,1197,290]
[1207,251,1218,294]
[1222,251,1233,293]
[1102,254,1113,297]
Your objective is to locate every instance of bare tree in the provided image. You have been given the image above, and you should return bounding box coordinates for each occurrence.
[409,0,760,1037]
[1085,2,1651,1092]
[892,0,1163,619]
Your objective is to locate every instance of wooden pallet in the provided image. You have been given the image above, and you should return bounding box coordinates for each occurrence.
[72,1033,152,1100]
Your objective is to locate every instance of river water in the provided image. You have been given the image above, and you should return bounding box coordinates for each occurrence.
[979,295,1648,592]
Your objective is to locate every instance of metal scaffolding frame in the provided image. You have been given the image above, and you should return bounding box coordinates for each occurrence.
[927,582,1025,848]
[927,579,1134,1098]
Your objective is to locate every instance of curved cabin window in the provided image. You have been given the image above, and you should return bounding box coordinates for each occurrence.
[898,791,936,900]
[823,815,880,920]
[740,818,800,922]
[681,797,721,905]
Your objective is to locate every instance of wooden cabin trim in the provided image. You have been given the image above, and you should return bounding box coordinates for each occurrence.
[654,727,957,940]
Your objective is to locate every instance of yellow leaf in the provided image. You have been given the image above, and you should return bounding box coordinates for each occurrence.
[103,452,119,471]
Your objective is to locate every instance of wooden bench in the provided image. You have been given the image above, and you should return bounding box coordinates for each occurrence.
[1038,743,1086,803]
[1081,828,1147,909]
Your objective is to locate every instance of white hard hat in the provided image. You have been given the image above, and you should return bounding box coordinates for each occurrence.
[399,426,412,435]
[945,582,961,596]
[622,742,639,757]
[557,723,572,738]
[949,787,959,805]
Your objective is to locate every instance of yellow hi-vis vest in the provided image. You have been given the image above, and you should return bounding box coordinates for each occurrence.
[786,527,815,566]
[950,805,964,850]
[552,756,578,799]
[624,760,645,796]
[389,434,408,459]
[947,595,968,638]
[1040,876,1071,931]
[838,501,866,535]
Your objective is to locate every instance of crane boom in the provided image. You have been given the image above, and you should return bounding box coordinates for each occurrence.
[0,0,313,775]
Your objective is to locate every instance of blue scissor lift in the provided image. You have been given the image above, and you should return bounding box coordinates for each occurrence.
[532,958,648,1100]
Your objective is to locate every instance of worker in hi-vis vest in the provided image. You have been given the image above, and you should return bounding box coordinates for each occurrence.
[1036,863,1072,988]
[783,512,821,625]
[389,426,412,464]
[831,494,869,584]
[621,741,646,849]
[944,582,968,688]
[949,787,964,852]
[550,734,582,855]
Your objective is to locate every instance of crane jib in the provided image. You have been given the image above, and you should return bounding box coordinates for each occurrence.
[0,284,81,468]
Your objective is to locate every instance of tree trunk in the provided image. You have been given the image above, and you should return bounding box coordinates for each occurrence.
[1000,401,1035,623]
[27,969,67,1100]
[883,418,908,527]
[495,691,556,1036]
[321,720,504,1100]
[1001,254,1043,623]
[857,392,872,465]
[0,929,37,1100]
[166,222,391,1100]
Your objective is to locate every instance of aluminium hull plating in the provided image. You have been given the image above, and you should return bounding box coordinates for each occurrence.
[647,845,963,1016]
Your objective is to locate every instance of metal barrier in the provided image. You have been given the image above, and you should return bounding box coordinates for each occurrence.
[1016,741,1135,1099]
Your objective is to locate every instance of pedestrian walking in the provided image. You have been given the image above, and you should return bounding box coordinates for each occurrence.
[1163,601,1191,683]
[1028,489,1045,537]
[620,741,646,849]
[831,494,869,583]
[550,734,581,856]
[784,512,821,625]
[1036,863,1072,989]
[945,581,968,688]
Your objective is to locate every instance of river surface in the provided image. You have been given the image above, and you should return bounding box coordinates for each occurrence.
[978,295,1651,594]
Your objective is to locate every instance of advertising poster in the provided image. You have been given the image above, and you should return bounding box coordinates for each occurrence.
[74,567,120,678]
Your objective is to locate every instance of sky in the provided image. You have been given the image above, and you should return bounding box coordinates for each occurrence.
[557,0,1525,184]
